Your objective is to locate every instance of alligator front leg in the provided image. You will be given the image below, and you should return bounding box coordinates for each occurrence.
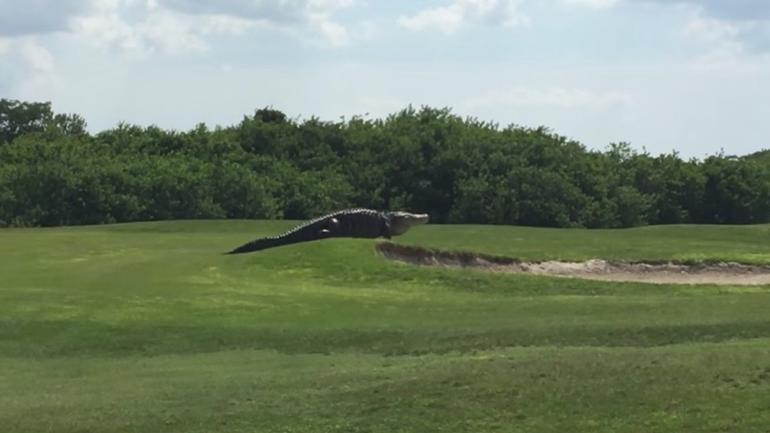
[382,220,392,239]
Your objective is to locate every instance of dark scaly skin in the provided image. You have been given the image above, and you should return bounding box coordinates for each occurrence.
[226,208,427,254]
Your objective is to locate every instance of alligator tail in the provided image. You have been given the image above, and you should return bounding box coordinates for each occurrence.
[225,225,317,254]
[226,237,285,254]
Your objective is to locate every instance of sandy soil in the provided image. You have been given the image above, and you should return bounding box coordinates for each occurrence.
[376,243,770,286]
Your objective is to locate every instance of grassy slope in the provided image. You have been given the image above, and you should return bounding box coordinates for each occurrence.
[401,223,770,264]
[1,221,770,433]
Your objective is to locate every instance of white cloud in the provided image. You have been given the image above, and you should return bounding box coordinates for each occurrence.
[1,0,354,55]
[19,39,55,73]
[158,0,304,22]
[0,0,90,36]
[565,0,770,19]
[685,14,742,43]
[679,7,770,69]
[19,41,58,97]
[140,10,210,53]
[0,38,58,97]
[565,0,770,58]
[0,38,11,55]
[464,86,633,110]
[354,20,379,41]
[37,1,203,55]
[398,0,527,34]
[684,20,751,70]
[684,13,744,59]
[71,1,349,54]
[157,0,354,47]
[307,13,351,47]
[645,1,770,55]
[677,0,770,21]
[72,5,143,52]
[398,5,464,34]
[561,0,619,9]
[199,15,258,36]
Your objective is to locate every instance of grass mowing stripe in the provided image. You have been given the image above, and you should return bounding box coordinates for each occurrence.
[2,341,770,433]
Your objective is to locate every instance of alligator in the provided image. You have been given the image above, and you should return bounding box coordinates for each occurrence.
[226,208,429,254]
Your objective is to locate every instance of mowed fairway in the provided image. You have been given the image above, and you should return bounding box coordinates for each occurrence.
[2,221,770,433]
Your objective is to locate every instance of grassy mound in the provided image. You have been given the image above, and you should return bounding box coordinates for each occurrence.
[1,221,770,432]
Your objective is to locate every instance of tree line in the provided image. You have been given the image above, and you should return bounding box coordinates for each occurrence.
[1,98,768,228]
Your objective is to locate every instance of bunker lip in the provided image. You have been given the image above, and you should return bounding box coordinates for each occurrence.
[376,242,770,286]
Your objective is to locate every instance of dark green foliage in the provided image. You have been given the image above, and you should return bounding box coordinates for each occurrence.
[1,98,769,227]
[0,98,86,145]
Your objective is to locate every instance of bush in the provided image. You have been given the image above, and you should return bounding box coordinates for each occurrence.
[1,99,768,228]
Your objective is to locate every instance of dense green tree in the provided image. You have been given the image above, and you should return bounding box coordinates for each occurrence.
[1,99,53,145]
[1,100,768,228]
[1,98,86,145]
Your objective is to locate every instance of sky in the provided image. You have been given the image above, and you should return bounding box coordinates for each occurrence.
[1,0,769,158]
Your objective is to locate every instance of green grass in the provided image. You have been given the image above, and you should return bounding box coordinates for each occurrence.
[400,222,770,264]
[1,221,770,432]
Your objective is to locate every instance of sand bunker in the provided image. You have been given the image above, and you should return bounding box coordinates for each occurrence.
[376,243,770,286]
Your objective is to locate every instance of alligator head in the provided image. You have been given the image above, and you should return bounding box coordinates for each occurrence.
[387,211,429,236]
